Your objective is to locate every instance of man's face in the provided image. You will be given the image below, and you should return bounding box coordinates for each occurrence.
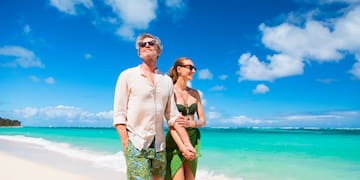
[138,37,161,60]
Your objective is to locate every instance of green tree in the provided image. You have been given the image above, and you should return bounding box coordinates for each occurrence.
[0,117,21,126]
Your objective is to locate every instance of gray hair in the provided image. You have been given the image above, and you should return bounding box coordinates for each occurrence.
[135,33,163,51]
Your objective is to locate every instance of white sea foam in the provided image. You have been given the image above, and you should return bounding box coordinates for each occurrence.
[196,170,242,180]
[0,135,239,180]
[0,135,126,173]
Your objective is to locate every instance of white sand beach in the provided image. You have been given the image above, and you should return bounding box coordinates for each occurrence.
[0,139,126,180]
[0,151,91,180]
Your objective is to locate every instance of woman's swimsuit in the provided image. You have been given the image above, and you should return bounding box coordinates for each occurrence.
[165,103,201,179]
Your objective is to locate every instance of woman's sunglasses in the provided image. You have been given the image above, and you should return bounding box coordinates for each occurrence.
[139,40,156,48]
[179,64,197,71]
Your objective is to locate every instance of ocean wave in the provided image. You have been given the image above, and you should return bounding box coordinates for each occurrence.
[0,135,127,173]
[0,135,239,180]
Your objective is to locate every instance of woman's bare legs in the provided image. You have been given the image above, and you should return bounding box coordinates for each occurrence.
[184,161,195,180]
[172,160,194,180]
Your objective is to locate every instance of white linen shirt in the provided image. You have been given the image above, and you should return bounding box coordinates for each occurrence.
[113,65,179,152]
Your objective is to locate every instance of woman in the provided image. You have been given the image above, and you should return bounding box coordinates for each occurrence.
[165,57,206,180]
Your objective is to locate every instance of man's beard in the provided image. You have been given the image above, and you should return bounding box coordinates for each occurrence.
[140,51,158,60]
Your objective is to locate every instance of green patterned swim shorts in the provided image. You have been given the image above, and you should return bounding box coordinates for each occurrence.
[125,140,166,180]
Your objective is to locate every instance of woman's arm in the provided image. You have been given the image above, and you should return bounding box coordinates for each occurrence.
[194,89,206,128]
[169,124,196,160]
[187,89,206,128]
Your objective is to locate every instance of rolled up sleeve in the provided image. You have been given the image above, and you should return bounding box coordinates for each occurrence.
[165,83,179,127]
[113,72,128,126]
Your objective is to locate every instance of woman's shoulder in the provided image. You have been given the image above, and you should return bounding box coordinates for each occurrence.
[187,87,201,101]
[187,87,200,95]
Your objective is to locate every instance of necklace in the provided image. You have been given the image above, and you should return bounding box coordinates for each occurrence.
[174,87,190,120]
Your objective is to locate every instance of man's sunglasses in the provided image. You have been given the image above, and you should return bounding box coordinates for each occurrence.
[179,64,197,71]
[139,40,156,48]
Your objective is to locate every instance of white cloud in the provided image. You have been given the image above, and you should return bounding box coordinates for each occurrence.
[238,5,360,81]
[29,76,56,84]
[286,114,343,120]
[84,53,92,59]
[253,84,269,94]
[209,85,226,91]
[29,75,40,83]
[165,0,186,9]
[331,110,360,116]
[14,107,39,118]
[206,106,221,121]
[286,110,360,121]
[198,69,213,80]
[179,108,360,127]
[45,77,56,84]
[304,0,360,4]
[102,17,118,25]
[104,0,187,39]
[0,46,44,68]
[225,115,264,125]
[164,0,187,19]
[115,25,135,40]
[316,78,338,84]
[106,0,158,40]
[49,0,188,40]
[24,24,31,34]
[211,110,360,127]
[218,74,228,80]
[14,105,113,122]
[261,21,344,61]
[349,52,360,79]
[49,0,94,15]
[237,53,304,81]
[349,61,360,79]
[95,111,113,119]
[207,111,221,119]
[197,89,207,106]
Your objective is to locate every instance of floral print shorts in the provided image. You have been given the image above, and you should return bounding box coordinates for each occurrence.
[125,140,166,180]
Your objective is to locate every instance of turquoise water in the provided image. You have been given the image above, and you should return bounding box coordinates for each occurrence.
[1,127,360,179]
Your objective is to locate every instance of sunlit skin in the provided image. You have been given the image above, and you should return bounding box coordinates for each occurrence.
[137,38,196,162]
[169,58,206,180]
[138,37,161,76]
[115,36,197,180]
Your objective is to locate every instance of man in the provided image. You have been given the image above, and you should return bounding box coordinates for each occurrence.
[113,33,195,180]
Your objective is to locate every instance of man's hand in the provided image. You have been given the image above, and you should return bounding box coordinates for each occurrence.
[121,138,128,152]
[176,115,195,128]
[115,124,129,152]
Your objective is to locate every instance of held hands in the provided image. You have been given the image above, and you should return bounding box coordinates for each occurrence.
[180,143,197,160]
[175,115,197,160]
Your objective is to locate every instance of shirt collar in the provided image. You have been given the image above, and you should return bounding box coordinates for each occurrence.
[138,65,160,76]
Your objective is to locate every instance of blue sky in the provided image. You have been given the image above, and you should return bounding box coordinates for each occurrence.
[1,0,360,128]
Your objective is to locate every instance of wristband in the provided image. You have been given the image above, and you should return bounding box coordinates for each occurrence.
[195,121,203,128]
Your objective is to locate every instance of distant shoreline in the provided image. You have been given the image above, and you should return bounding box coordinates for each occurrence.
[2,126,359,130]
[0,126,22,128]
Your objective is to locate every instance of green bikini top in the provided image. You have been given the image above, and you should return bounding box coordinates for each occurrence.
[177,103,197,116]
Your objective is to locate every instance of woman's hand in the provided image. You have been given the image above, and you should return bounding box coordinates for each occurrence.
[180,143,196,160]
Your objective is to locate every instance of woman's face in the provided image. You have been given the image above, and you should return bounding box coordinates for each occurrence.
[177,59,196,81]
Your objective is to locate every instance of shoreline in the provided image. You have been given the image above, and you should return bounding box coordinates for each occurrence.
[0,138,126,180]
[0,126,22,128]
